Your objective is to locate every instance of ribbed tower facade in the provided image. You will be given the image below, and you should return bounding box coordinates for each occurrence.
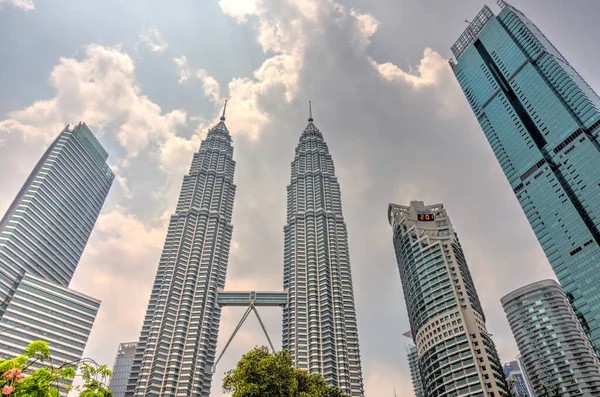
[282,111,364,397]
[127,113,235,397]
[388,201,506,396]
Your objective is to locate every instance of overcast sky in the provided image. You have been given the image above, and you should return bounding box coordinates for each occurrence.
[1,0,600,395]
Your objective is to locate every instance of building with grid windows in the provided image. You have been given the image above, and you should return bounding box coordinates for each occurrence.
[502,280,600,396]
[126,110,236,397]
[282,109,364,396]
[503,360,532,397]
[0,122,112,392]
[0,122,113,311]
[403,331,425,397]
[0,273,100,391]
[388,201,507,396]
[109,342,138,397]
[451,2,600,355]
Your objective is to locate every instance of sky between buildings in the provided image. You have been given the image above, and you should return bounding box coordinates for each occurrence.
[1,0,600,395]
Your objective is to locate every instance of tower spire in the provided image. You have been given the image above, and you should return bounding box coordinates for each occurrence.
[308,101,313,122]
[220,100,228,121]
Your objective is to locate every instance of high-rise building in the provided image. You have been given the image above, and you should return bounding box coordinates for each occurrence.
[406,345,425,397]
[109,342,138,397]
[450,2,600,354]
[502,280,600,396]
[403,331,425,397]
[388,201,507,396]
[0,122,112,391]
[0,122,114,308]
[503,360,532,397]
[516,355,535,396]
[126,108,236,397]
[282,107,364,396]
[0,273,100,391]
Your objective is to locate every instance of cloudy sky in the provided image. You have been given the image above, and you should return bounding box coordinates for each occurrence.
[1,0,600,395]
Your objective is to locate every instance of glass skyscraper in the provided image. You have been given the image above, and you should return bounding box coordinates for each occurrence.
[451,2,600,354]
[126,112,236,396]
[109,342,138,397]
[403,331,425,397]
[0,122,112,391]
[388,201,506,396]
[502,280,600,395]
[0,122,114,306]
[282,111,364,396]
[0,273,100,391]
[503,361,532,397]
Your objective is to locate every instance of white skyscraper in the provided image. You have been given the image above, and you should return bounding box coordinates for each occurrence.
[282,105,364,396]
[127,107,236,396]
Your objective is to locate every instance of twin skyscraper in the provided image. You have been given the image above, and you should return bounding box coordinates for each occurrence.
[124,104,365,397]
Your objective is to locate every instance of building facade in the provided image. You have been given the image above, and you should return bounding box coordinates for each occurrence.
[0,122,111,391]
[0,122,113,310]
[503,360,532,397]
[0,273,100,390]
[126,113,236,396]
[406,344,425,397]
[451,2,600,354]
[516,355,535,396]
[282,112,364,396]
[388,201,506,396]
[502,280,600,396]
[109,342,138,397]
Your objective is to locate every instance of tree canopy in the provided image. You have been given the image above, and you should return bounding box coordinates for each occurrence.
[0,340,112,396]
[223,346,347,397]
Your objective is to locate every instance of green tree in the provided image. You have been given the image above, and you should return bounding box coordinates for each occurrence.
[0,340,112,396]
[223,346,347,397]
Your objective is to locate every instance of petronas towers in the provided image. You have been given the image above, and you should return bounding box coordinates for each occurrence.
[127,112,236,396]
[126,104,364,396]
[283,113,364,396]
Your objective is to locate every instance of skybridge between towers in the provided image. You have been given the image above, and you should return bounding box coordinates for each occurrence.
[210,290,288,373]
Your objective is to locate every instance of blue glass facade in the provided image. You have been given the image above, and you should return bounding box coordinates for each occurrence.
[452,3,600,354]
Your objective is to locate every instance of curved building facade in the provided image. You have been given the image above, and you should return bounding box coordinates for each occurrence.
[282,115,364,396]
[502,280,600,396]
[388,201,506,397]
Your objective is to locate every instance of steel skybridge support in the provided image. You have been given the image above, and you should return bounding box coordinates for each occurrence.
[211,290,288,373]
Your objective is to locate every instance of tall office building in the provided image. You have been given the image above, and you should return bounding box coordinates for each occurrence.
[0,273,100,391]
[403,330,426,397]
[502,280,600,396]
[503,361,532,397]
[406,345,425,397]
[127,109,236,397]
[0,122,112,391]
[109,342,138,397]
[451,2,600,354]
[282,108,364,396]
[0,122,114,308]
[516,355,535,396]
[388,201,506,396]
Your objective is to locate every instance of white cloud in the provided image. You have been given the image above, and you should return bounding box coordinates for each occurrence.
[0,44,191,173]
[0,0,35,11]
[373,47,450,88]
[217,0,260,23]
[174,56,221,103]
[138,26,168,53]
